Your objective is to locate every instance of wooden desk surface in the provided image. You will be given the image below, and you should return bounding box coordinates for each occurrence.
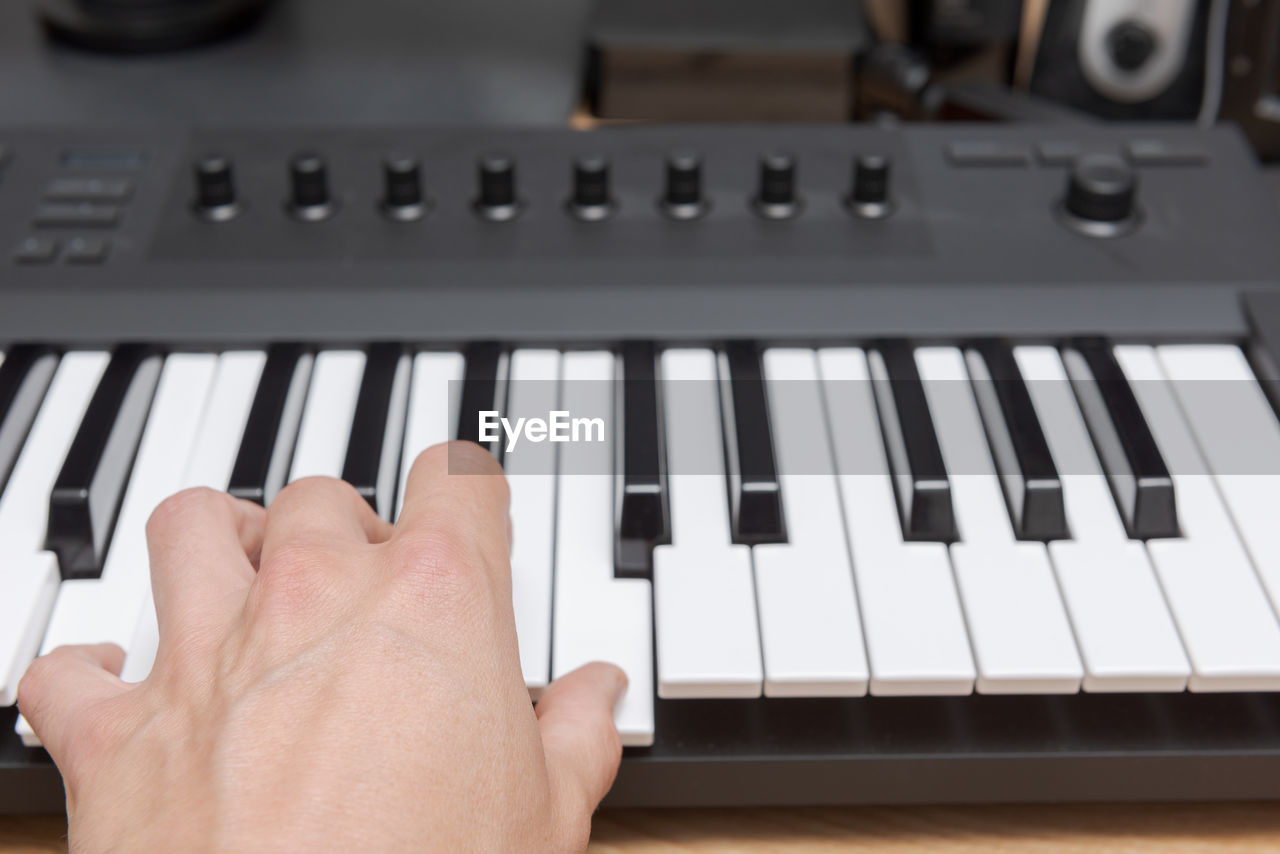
[3,803,1280,852]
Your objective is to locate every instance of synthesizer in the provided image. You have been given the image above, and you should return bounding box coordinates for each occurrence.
[2,123,1280,810]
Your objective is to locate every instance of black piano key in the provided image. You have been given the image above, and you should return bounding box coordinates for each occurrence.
[614,341,670,579]
[719,340,786,544]
[342,343,410,520]
[1064,338,1179,540]
[228,344,314,506]
[456,341,506,455]
[968,341,1070,541]
[46,345,163,579]
[869,342,957,542]
[0,346,58,496]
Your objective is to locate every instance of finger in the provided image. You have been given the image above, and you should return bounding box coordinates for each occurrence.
[537,662,627,817]
[146,488,264,638]
[395,442,511,573]
[260,476,392,568]
[16,644,127,769]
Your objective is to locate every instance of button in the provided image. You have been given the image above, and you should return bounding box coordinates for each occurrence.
[568,156,615,221]
[381,154,426,222]
[660,152,709,220]
[64,237,109,264]
[33,203,121,229]
[947,141,1030,167]
[473,155,522,222]
[1059,154,1141,237]
[287,152,336,222]
[846,153,893,219]
[12,237,59,264]
[752,152,802,220]
[60,149,146,170]
[45,177,133,202]
[1125,139,1207,166]
[193,156,240,222]
[1036,141,1083,166]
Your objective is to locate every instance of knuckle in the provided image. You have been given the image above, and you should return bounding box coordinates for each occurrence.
[384,526,490,603]
[254,544,331,614]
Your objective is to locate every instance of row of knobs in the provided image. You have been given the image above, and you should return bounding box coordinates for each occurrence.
[192,151,896,223]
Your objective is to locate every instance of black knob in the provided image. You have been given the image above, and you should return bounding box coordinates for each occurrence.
[288,152,335,221]
[846,154,893,219]
[1059,154,1141,237]
[381,154,426,221]
[1107,20,1157,72]
[660,152,708,220]
[193,154,239,221]
[753,152,801,219]
[474,154,522,221]
[568,155,615,221]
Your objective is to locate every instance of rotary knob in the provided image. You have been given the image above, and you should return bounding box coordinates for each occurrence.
[568,155,616,221]
[1058,153,1141,237]
[474,154,522,221]
[193,154,239,222]
[660,152,709,220]
[752,152,801,220]
[381,154,427,221]
[846,153,893,219]
[287,152,336,221]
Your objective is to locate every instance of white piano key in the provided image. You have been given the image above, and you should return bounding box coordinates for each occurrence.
[396,352,464,522]
[504,349,560,699]
[551,352,653,747]
[1158,345,1280,635]
[1116,345,1280,690]
[917,347,1082,694]
[120,351,267,686]
[751,349,868,697]
[20,354,217,745]
[373,353,412,521]
[652,349,762,699]
[288,350,366,483]
[819,348,975,696]
[1016,346,1190,692]
[0,352,108,706]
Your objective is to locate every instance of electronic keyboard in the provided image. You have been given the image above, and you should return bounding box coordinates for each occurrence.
[3,123,1280,811]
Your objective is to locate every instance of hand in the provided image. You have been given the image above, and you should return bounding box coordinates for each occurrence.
[17,442,626,853]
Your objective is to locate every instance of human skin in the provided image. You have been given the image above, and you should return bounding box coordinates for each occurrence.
[18,441,626,853]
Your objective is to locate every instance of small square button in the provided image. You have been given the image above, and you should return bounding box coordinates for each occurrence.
[12,237,59,264]
[1125,139,1207,166]
[33,202,121,228]
[45,177,134,202]
[64,237,109,264]
[1036,141,1082,166]
[947,141,1031,167]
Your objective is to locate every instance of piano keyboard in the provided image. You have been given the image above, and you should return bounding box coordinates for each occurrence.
[5,339,1280,750]
[3,122,1280,808]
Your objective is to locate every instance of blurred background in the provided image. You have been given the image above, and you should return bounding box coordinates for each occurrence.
[0,0,1276,162]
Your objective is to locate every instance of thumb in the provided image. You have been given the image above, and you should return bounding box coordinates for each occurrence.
[536,662,627,818]
[17,644,128,771]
